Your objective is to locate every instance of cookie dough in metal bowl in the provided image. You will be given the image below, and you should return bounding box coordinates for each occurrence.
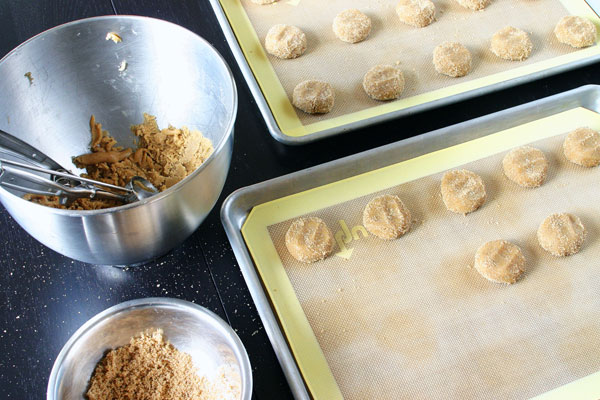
[47,298,252,400]
[0,16,237,265]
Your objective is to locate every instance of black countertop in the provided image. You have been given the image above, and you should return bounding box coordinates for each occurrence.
[1,1,599,398]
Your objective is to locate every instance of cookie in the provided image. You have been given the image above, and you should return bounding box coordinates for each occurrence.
[537,213,586,257]
[363,194,412,240]
[362,65,405,101]
[396,0,436,28]
[265,24,307,59]
[441,169,487,215]
[563,127,600,167]
[285,217,335,263]
[333,9,372,43]
[502,146,548,188]
[433,42,472,77]
[491,26,533,61]
[292,80,335,114]
[474,240,525,284]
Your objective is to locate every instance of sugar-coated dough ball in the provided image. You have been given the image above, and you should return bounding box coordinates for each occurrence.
[363,194,412,240]
[333,9,372,43]
[555,16,597,48]
[455,0,489,11]
[251,0,278,4]
[563,127,600,167]
[265,24,307,59]
[537,213,586,257]
[362,65,405,101]
[502,146,548,188]
[292,80,335,114]
[474,240,525,284]
[441,169,486,215]
[491,26,533,61]
[285,217,334,263]
[396,0,436,28]
[433,42,472,77]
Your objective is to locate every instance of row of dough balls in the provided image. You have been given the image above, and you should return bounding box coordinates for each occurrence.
[252,0,490,12]
[284,127,600,284]
[271,16,596,114]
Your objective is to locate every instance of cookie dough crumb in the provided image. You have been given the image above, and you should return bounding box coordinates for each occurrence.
[105,32,122,43]
[24,72,34,85]
[502,146,548,188]
[563,127,600,167]
[433,42,472,77]
[396,0,436,28]
[554,16,597,48]
[86,329,208,400]
[537,213,586,256]
[474,240,525,284]
[333,9,372,43]
[252,0,278,3]
[362,64,405,101]
[455,0,489,11]
[441,169,486,215]
[491,26,533,61]
[285,217,334,263]
[265,24,307,59]
[292,80,335,114]
[363,194,412,240]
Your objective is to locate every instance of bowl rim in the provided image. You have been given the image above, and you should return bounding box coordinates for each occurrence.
[46,297,253,400]
[0,15,238,216]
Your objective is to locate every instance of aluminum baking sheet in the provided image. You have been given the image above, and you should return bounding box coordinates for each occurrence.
[221,85,600,399]
[210,0,600,144]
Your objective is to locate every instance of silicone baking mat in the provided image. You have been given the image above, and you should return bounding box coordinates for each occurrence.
[242,107,600,399]
[219,0,600,139]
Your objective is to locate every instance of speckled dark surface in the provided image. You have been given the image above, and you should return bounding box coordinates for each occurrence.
[1,1,600,399]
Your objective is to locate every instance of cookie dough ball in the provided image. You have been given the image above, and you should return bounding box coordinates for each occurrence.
[333,9,372,43]
[363,194,412,240]
[474,240,525,284]
[396,0,436,28]
[292,80,335,114]
[251,0,278,4]
[285,217,334,263]
[563,127,600,167]
[265,24,307,59]
[362,65,405,101]
[502,146,548,188]
[491,26,533,61]
[441,169,486,215]
[433,42,472,77]
[455,0,489,11]
[555,16,597,48]
[537,213,586,257]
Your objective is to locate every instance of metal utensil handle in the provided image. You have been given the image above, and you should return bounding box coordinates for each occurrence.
[0,128,65,171]
[0,158,133,194]
[0,162,127,202]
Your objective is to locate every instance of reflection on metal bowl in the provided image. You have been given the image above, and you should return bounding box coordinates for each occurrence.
[0,16,237,265]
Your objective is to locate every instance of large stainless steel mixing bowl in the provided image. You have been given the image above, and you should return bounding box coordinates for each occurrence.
[0,16,236,265]
[47,298,252,400]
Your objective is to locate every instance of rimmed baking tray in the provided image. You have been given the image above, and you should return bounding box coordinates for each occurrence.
[210,0,600,145]
[222,85,600,399]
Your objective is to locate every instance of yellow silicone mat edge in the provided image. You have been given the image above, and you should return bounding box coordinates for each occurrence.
[241,107,600,399]
[219,0,600,138]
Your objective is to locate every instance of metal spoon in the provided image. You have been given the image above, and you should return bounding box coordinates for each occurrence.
[0,128,158,203]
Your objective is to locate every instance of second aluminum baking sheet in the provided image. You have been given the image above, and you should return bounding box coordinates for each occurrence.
[211,0,600,144]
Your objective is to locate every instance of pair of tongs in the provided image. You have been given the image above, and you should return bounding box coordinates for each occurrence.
[0,128,157,205]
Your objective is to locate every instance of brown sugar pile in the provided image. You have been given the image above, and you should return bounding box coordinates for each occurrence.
[86,330,210,400]
[26,114,213,210]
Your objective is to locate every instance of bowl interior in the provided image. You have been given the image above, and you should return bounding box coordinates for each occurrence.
[49,299,250,399]
[0,16,235,178]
